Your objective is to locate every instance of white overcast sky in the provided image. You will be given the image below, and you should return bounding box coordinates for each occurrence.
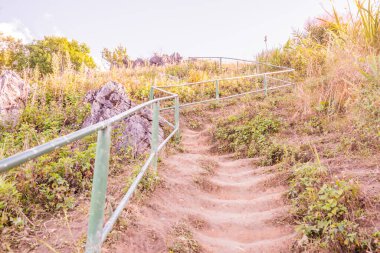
[0,0,350,66]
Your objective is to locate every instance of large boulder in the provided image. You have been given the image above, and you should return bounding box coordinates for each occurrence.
[169,52,182,64]
[0,70,30,127]
[162,54,171,65]
[149,54,164,66]
[83,81,164,156]
[132,58,146,68]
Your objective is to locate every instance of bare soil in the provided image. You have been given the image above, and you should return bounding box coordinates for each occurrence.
[23,94,380,253]
[103,120,295,253]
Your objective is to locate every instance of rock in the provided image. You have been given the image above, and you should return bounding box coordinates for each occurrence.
[169,52,182,64]
[83,81,164,156]
[149,54,164,66]
[162,54,171,65]
[132,58,146,68]
[0,70,30,127]
[132,53,183,68]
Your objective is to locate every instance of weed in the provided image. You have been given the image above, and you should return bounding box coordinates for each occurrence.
[187,119,202,130]
[198,159,218,176]
[303,116,324,134]
[125,166,160,200]
[288,163,379,252]
[0,177,22,229]
[214,113,280,157]
[193,176,218,192]
[261,144,286,166]
[168,222,201,253]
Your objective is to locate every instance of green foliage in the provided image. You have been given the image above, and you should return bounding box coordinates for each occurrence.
[258,33,327,78]
[13,36,96,75]
[213,108,311,166]
[0,177,22,229]
[289,163,379,252]
[0,33,24,70]
[102,45,129,69]
[260,144,286,166]
[125,167,160,200]
[214,113,280,158]
[165,64,190,79]
[168,222,201,253]
[15,142,96,211]
[303,116,325,134]
[322,0,380,50]
[357,56,380,142]
[0,88,95,233]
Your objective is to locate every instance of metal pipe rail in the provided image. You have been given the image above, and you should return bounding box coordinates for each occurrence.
[0,56,294,253]
[157,69,293,89]
[187,56,293,71]
[151,64,295,111]
[0,93,180,253]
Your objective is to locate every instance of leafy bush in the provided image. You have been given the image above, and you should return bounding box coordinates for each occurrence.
[214,113,280,157]
[124,166,160,200]
[0,177,22,229]
[0,88,96,234]
[289,163,379,252]
[165,64,190,79]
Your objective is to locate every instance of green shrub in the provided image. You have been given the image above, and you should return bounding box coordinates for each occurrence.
[261,144,286,166]
[125,166,160,199]
[289,163,379,252]
[165,64,190,79]
[214,113,280,157]
[0,177,22,229]
[298,181,362,250]
[0,88,96,232]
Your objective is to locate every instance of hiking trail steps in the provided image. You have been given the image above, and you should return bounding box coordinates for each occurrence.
[106,121,295,253]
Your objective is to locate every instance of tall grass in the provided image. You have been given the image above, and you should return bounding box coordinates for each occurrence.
[322,0,380,50]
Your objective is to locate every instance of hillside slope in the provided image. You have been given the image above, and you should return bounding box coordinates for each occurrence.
[103,108,295,253]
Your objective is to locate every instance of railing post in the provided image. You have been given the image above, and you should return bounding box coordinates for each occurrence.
[149,86,154,101]
[215,79,220,100]
[85,126,112,253]
[264,74,268,96]
[174,96,180,141]
[151,101,159,171]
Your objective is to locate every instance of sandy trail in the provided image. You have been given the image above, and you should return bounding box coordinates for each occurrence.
[105,122,295,253]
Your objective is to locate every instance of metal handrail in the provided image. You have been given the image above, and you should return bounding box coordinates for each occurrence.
[0,56,294,253]
[157,69,293,88]
[0,92,180,253]
[187,56,293,70]
[151,58,295,110]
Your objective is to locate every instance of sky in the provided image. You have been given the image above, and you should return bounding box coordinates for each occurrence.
[0,0,349,67]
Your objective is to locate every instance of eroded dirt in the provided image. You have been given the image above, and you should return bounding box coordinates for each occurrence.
[104,121,295,253]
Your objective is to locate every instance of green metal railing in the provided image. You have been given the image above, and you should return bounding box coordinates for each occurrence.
[0,93,179,252]
[0,57,294,252]
[152,57,295,110]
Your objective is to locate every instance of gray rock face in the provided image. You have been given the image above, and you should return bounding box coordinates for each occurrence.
[132,58,146,68]
[149,54,164,66]
[170,52,182,64]
[83,81,164,156]
[0,70,30,127]
[132,53,182,68]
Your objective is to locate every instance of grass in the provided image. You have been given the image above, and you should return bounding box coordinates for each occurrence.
[288,163,379,252]
[168,222,201,253]
[1,1,380,250]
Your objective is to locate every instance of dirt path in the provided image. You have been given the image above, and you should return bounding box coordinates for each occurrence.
[105,123,295,253]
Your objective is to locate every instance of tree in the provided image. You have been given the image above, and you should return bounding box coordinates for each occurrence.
[16,36,96,75]
[102,45,129,69]
[0,33,25,70]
